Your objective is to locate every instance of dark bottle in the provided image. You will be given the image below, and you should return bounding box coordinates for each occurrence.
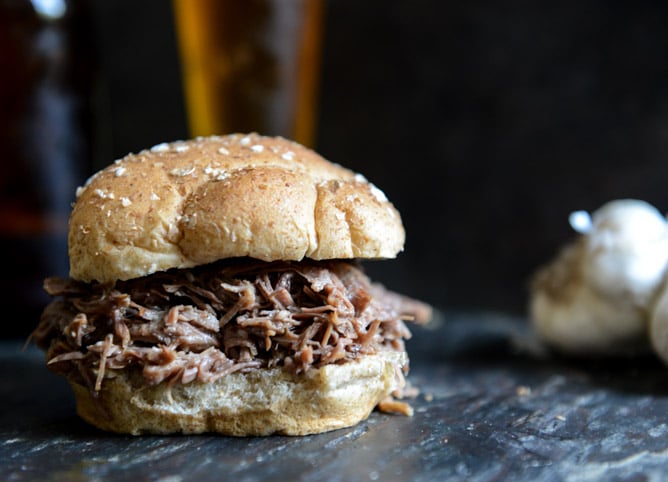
[0,0,95,339]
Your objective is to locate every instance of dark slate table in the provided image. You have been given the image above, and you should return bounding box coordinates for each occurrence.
[3,311,668,481]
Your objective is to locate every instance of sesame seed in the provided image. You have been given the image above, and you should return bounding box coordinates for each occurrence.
[121,197,132,207]
[169,167,196,177]
[76,186,85,198]
[114,167,127,177]
[282,151,295,161]
[95,189,115,200]
[150,142,170,153]
[150,192,160,201]
[251,144,264,153]
[204,166,230,181]
[218,147,230,155]
[83,171,101,187]
[175,144,190,153]
[354,173,368,183]
[369,184,388,202]
[240,136,251,146]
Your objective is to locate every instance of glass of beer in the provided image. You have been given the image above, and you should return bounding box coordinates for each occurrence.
[172,0,324,147]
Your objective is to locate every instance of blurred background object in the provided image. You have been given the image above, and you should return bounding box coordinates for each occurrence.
[0,0,95,338]
[172,0,323,146]
[5,0,668,338]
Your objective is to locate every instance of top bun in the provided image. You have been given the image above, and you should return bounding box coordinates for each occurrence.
[69,133,405,283]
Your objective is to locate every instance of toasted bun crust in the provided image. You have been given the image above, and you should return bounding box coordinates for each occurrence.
[69,351,407,436]
[69,133,405,283]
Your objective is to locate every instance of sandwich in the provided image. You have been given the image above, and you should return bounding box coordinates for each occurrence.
[31,133,432,436]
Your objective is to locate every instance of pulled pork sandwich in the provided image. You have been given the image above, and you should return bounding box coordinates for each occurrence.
[32,133,432,436]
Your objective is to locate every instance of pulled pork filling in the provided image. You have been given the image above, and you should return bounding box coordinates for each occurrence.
[33,259,431,402]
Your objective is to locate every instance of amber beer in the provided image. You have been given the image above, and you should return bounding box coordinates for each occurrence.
[172,0,324,147]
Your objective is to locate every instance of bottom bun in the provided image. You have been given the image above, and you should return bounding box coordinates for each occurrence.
[70,350,408,436]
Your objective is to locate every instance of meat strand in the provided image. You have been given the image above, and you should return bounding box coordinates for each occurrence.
[34,259,432,394]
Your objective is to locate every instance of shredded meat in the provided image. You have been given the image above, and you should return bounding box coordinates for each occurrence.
[377,397,415,417]
[33,258,431,399]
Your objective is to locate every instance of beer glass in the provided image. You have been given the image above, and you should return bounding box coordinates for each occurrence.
[172,0,324,147]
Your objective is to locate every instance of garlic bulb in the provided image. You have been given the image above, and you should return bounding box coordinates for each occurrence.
[530,199,668,355]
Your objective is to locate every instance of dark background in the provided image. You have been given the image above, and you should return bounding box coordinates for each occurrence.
[5,0,668,338]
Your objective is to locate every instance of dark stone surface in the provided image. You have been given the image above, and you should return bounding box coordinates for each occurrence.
[4,312,668,481]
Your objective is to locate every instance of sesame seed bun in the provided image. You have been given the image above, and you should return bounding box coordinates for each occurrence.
[69,133,405,283]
